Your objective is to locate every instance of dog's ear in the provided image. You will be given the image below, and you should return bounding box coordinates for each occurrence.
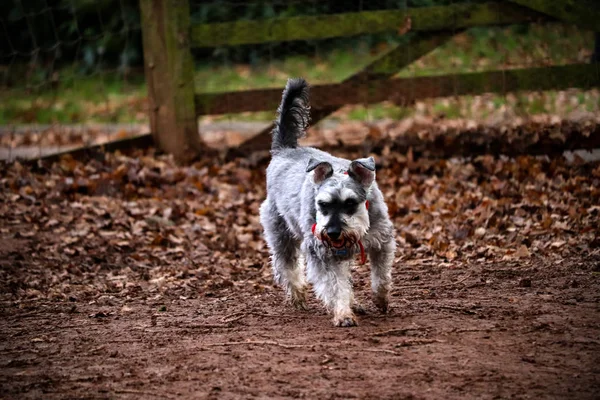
[306,158,333,184]
[348,157,376,187]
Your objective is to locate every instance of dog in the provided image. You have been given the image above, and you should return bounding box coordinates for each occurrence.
[259,78,396,327]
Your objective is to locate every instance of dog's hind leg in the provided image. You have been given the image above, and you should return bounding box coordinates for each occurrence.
[260,199,308,310]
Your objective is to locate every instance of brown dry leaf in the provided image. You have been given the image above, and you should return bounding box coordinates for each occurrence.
[514,245,531,259]
[168,234,184,245]
[397,17,412,36]
[445,250,458,260]
[237,233,253,244]
[366,124,384,141]
[0,121,598,305]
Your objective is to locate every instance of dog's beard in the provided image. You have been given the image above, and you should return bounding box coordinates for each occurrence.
[318,229,360,250]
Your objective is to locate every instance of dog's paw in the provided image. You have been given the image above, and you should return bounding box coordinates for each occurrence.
[290,286,309,311]
[291,298,309,311]
[351,303,367,315]
[333,314,358,327]
[373,294,389,314]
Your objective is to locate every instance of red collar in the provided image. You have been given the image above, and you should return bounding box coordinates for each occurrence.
[357,240,367,264]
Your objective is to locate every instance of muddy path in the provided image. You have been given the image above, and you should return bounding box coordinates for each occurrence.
[2,255,599,399]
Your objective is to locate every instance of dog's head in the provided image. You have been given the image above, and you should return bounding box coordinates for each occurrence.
[307,157,375,248]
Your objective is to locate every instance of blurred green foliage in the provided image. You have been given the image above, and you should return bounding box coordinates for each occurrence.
[1,0,490,85]
[1,0,141,87]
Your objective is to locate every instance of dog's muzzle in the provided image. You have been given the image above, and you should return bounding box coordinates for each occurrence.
[312,224,366,263]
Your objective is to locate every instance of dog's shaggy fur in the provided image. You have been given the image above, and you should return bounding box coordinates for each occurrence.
[260,78,396,327]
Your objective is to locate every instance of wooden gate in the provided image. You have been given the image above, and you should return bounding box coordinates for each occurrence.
[139,0,600,161]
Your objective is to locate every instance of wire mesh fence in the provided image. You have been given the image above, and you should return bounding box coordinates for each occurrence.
[1,0,599,162]
[0,0,145,161]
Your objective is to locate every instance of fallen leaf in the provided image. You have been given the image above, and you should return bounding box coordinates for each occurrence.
[515,245,531,258]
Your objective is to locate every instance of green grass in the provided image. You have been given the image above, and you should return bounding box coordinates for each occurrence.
[0,22,596,125]
[194,46,375,93]
[0,69,146,124]
[396,23,594,78]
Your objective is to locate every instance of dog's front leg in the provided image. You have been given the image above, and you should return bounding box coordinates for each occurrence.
[306,253,356,327]
[368,230,396,313]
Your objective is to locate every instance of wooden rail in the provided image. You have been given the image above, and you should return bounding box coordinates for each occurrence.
[196,64,600,116]
[191,2,545,47]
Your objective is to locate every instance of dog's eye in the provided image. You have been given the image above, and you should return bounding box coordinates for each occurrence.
[344,199,358,207]
[317,202,330,216]
[343,199,358,214]
[317,201,332,213]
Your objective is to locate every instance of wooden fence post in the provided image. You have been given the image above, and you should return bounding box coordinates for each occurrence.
[139,0,205,162]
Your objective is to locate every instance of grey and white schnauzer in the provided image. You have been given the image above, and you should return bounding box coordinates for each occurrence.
[259,78,396,327]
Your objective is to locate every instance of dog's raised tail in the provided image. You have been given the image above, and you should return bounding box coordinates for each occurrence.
[272,78,310,151]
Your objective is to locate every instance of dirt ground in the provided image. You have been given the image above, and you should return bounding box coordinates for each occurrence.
[1,147,599,399]
[1,256,599,399]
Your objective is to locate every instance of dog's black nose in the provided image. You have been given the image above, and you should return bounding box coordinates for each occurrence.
[327,226,341,240]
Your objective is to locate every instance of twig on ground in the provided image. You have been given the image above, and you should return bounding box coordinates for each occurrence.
[393,284,424,289]
[452,328,494,333]
[113,389,174,399]
[222,313,251,323]
[396,339,444,346]
[106,339,143,343]
[372,327,428,337]
[221,311,270,323]
[49,323,106,331]
[185,323,232,329]
[221,311,305,323]
[362,339,443,354]
[394,274,472,290]
[161,320,232,329]
[436,305,478,315]
[7,310,45,319]
[362,348,401,356]
[87,345,106,355]
[0,349,40,355]
[554,338,600,346]
[205,340,314,349]
[438,274,472,287]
